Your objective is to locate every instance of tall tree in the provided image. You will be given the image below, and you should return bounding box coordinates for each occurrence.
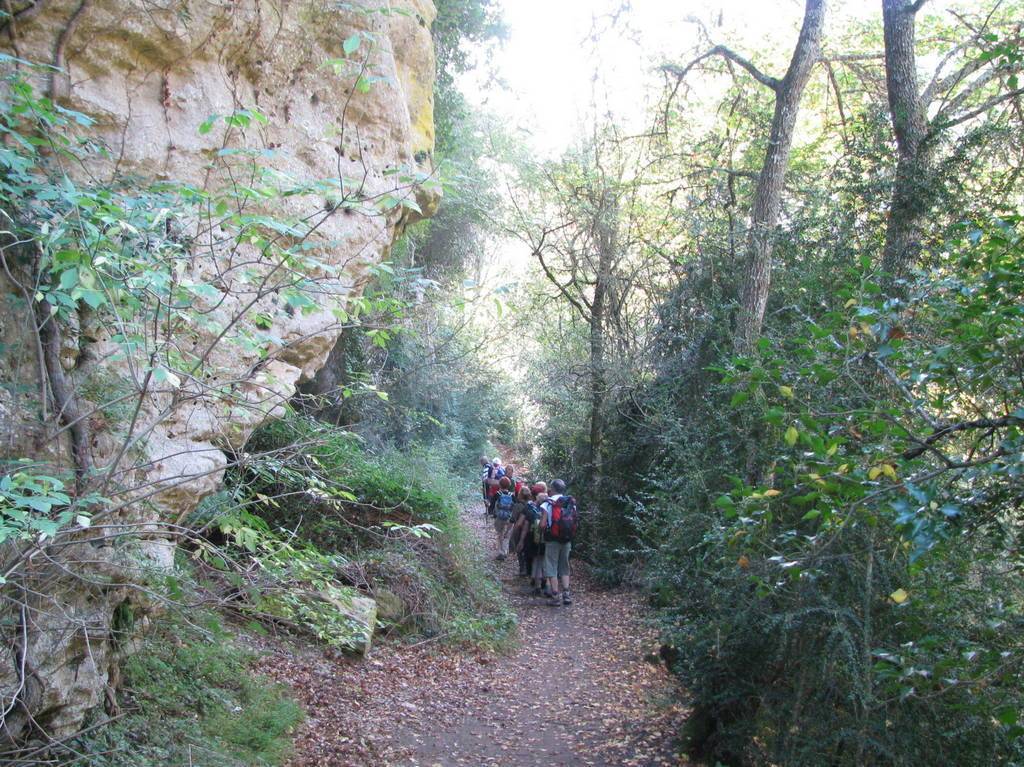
[531,171,619,496]
[881,0,1024,283]
[511,137,653,496]
[666,0,827,350]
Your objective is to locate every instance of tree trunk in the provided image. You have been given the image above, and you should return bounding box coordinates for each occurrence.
[589,192,615,496]
[881,0,933,285]
[735,0,827,351]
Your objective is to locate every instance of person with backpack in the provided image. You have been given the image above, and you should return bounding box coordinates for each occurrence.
[489,475,516,560]
[506,467,525,497]
[509,486,533,577]
[531,492,549,595]
[483,476,500,517]
[540,479,578,605]
[480,456,493,512]
[512,488,545,592]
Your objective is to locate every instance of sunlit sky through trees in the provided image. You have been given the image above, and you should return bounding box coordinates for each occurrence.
[459,0,894,158]
[457,0,962,295]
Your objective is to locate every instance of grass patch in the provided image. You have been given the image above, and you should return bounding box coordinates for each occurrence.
[71,612,302,767]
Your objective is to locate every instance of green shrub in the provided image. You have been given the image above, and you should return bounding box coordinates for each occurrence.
[617,219,1024,765]
[71,613,302,767]
[230,412,515,647]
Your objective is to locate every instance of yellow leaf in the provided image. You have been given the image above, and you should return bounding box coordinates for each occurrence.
[882,463,897,479]
[764,489,782,497]
[785,426,799,446]
[889,588,909,604]
[826,442,838,457]
[779,385,794,399]
[849,325,859,338]
[860,322,875,338]
[868,466,882,480]
[844,298,857,309]
[750,492,763,499]
[837,463,850,474]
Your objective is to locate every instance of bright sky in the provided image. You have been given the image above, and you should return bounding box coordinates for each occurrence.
[460,0,885,158]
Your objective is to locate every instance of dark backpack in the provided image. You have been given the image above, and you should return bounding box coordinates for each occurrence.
[495,490,515,521]
[547,496,578,543]
[527,503,544,546]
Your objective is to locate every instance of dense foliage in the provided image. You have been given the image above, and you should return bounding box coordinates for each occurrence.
[505,3,1024,764]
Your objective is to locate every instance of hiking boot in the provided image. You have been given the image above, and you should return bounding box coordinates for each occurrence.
[532,587,542,596]
[547,594,562,606]
[562,591,573,605]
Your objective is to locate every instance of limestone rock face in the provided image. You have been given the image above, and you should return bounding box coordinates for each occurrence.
[0,0,436,741]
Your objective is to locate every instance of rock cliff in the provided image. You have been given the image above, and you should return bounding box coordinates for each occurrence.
[0,0,437,742]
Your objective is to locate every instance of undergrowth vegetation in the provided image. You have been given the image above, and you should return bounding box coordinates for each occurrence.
[226,412,515,647]
[71,613,302,767]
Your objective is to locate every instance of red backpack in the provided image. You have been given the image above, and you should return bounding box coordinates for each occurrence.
[546,496,578,543]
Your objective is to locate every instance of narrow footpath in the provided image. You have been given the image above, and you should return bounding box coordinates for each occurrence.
[258,499,688,766]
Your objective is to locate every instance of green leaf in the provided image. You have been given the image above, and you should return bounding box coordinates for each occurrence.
[343,33,361,55]
[58,267,79,290]
[198,115,218,135]
[996,707,1018,726]
[785,426,799,447]
[78,289,106,309]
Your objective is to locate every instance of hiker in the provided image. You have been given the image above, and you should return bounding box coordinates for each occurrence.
[483,476,500,516]
[480,456,493,511]
[509,486,533,576]
[489,475,516,559]
[505,466,525,497]
[529,492,549,595]
[540,479,578,606]
[492,457,505,479]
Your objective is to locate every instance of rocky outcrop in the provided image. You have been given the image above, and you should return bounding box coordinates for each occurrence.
[0,0,437,742]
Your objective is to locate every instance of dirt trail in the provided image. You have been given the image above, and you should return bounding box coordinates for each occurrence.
[258,499,688,766]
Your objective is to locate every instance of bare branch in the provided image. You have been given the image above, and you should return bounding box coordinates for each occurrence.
[901,414,1024,460]
[694,164,759,180]
[662,43,780,92]
[820,52,885,63]
[534,237,592,321]
[936,85,1024,131]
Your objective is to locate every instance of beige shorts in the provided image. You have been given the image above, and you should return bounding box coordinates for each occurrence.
[543,540,571,578]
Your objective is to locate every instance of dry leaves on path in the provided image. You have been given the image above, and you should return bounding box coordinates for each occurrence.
[254,502,688,766]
